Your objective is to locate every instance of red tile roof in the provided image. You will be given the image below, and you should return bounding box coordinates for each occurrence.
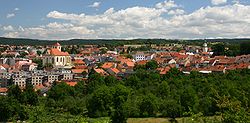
[101,62,114,69]
[72,69,86,73]
[136,60,147,65]
[73,59,85,65]
[66,82,77,86]
[110,68,120,74]
[125,61,135,67]
[74,65,88,69]
[0,88,8,93]
[48,48,69,56]
[94,68,108,75]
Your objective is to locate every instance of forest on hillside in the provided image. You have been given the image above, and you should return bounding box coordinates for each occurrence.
[1,66,250,123]
[1,37,250,46]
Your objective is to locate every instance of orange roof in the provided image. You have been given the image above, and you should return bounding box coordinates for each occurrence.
[101,62,114,69]
[110,68,120,74]
[73,59,85,65]
[49,48,69,56]
[126,61,135,67]
[136,60,147,65]
[0,88,8,93]
[72,69,86,73]
[34,84,45,90]
[66,82,77,86]
[74,65,88,69]
[94,68,108,75]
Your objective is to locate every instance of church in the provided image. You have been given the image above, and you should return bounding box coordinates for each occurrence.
[42,42,72,68]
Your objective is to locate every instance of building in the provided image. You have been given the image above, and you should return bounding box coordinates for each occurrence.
[133,52,145,61]
[43,42,72,68]
[203,42,208,52]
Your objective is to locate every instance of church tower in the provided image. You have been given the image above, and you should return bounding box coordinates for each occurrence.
[52,42,62,51]
[203,42,208,52]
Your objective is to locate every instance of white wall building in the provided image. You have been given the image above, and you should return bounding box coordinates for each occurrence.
[43,43,72,68]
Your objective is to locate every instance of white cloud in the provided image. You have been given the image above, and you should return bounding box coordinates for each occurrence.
[155,0,179,10]
[6,13,15,18]
[88,2,101,8]
[3,4,250,39]
[168,9,185,15]
[211,0,227,5]
[3,25,14,31]
[14,8,19,11]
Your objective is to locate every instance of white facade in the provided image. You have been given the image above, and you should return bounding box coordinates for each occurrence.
[31,76,43,86]
[133,52,145,61]
[203,43,208,52]
[43,43,72,68]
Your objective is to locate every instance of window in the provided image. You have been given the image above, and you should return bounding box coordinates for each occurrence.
[57,57,59,62]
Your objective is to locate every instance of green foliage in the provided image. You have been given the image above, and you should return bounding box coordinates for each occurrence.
[138,93,159,117]
[47,82,76,101]
[240,42,250,55]
[7,84,23,102]
[87,85,114,117]
[111,84,130,123]
[0,97,28,122]
[145,60,158,70]
[3,68,250,122]
[212,43,225,56]
[22,83,38,106]
[32,58,43,70]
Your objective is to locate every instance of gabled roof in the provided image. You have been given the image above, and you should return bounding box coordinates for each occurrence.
[136,60,147,65]
[94,68,108,75]
[73,59,85,65]
[109,68,120,74]
[101,62,114,69]
[48,48,69,56]
[125,61,135,67]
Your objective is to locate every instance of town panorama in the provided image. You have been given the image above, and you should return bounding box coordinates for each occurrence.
[1,0,250,122]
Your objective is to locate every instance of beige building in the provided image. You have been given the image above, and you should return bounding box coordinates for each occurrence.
[43,43,72,68]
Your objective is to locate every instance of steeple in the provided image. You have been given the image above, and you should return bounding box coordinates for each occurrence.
[203,42,208,52]
[52,42,62,51]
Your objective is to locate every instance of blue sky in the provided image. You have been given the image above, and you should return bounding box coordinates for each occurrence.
[1,0,250,39]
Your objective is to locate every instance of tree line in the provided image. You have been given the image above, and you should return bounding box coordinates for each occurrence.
[1,68,250,122]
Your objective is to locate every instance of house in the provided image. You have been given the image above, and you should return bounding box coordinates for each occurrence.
[73,59,85,66]
[101,62,115,69]
[21,63,37,71]
[0,87,8,96]
[107,68,120,76]
[72,69,88,79]
[43,42,72,68]
[94,68,108,76]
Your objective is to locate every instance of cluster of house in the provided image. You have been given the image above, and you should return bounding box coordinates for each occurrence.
[0,42,249,95]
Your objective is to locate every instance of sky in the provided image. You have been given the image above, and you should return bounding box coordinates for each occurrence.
[1,0,250,40]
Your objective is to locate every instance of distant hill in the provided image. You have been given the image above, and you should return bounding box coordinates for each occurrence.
[0,37,250,46]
